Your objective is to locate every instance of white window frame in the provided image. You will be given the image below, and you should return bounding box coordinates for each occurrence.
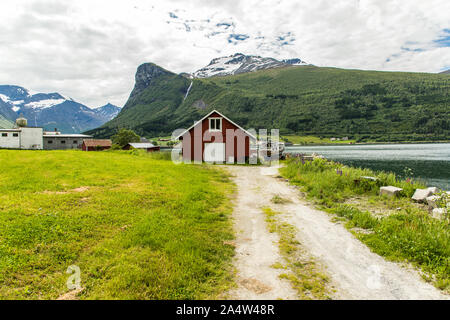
[209,117,222,132]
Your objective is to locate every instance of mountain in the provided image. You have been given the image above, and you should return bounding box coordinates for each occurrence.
[93,103,121,121]
[0,95,19,121]
[86,60,450,142]
[0,114,13,129]
[86,63,190,138]
[0,85,120,133]
[192,53,308,78]
[440,69,450,74]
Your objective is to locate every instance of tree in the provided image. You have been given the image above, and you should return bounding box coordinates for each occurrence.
[112,128,140,148]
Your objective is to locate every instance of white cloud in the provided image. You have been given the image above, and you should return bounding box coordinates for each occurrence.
[0,0,449,107]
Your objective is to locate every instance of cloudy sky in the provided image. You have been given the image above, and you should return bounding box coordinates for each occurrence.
[0,0,449,108]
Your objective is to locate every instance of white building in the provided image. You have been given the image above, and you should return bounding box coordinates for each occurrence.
[0,117,43,150]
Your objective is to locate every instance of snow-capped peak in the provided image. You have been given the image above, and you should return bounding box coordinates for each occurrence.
[0,85,71,111]
[192,53,308,78]
[0,85,122,133]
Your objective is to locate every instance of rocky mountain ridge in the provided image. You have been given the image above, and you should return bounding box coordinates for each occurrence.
[192,53,308,78]
[0,85,120,132]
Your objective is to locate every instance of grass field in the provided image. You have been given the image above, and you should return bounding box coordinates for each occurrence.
[0,150,235,299]
[280,158,450,291]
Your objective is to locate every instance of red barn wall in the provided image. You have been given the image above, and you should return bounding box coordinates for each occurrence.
[181,112,251,162]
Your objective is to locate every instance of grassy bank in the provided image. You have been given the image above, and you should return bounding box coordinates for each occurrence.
[282,135,356,145]
[280,158,449,291]
[282,135,450,145]
[0,150,235,299]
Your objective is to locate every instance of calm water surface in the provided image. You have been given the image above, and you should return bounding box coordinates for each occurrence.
[285,143,450,190]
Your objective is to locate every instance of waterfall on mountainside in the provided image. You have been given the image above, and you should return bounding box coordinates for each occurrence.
[184,82,193,101]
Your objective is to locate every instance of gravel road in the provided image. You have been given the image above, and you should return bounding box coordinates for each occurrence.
[225,165,448,300]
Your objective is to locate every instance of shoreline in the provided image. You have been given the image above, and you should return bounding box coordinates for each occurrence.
[283,143,450,190]
[286,141,450,147]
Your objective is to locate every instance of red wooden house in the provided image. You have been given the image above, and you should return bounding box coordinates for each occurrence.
[176,110,256,163]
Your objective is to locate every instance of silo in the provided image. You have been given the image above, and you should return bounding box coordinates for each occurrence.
[15,116,28,127]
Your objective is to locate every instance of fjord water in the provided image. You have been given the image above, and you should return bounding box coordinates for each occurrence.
[285,143,450,190]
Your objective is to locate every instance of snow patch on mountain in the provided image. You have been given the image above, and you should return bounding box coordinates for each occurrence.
[0,94,12,104]
[24,98,67,109]
[193,53,308,78]
[93,103,121,121]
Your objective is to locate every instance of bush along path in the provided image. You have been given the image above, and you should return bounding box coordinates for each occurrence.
[280,158,449,295]
[226,165,448,300]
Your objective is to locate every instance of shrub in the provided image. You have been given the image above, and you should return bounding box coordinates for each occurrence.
[112,128,140,148]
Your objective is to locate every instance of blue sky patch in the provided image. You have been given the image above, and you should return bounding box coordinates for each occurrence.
[228,34,250,44]
[433,29,450,47]
[277,32,292,41]
[401,46,425,52]
[275,32,295,47]
[217,22,233,29]
[206,31,221,38]
[385,53,401,63]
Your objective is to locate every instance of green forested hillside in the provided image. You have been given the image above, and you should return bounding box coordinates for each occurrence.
[87,65,450,142]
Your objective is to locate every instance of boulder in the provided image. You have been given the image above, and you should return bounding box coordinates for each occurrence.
[411,187,439,202]
[431,208,446,220]
[380,186,403,197]
[428,187,439,194]
[192,99,207,110]
[426,195,441,209]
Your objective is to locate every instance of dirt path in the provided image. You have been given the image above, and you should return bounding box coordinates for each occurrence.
[225,165,448,300]
[225,166,298,300]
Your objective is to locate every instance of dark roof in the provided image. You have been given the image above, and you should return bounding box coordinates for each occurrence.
[83,139,112,147]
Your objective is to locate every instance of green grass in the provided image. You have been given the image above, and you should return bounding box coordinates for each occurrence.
[263,207,331,299]
[282,135,356,145]
[270,195,292,205]
[280,158,450,291]
[0,150,236,299]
